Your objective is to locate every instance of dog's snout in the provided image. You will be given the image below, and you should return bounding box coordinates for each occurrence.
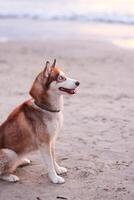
[75,81,80,86]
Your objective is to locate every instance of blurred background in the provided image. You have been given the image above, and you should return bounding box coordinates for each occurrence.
[0,0,134,48]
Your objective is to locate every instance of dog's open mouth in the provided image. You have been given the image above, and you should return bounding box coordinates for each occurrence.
[59,87,76,94]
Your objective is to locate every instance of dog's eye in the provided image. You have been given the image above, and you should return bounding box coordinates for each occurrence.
[57,75,66,82]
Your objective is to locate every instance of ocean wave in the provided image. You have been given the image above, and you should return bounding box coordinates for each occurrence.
[0,12,134,25]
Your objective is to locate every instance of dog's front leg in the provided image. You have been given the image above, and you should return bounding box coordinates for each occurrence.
[51,141,67,175]
[39,143,65,184]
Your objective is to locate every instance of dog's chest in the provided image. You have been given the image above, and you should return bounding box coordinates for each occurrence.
[43,112,63,139]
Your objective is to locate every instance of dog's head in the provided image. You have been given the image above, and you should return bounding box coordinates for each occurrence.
[30,59,80,101]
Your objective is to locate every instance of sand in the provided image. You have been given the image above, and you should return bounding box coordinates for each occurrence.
[0,39,134,200]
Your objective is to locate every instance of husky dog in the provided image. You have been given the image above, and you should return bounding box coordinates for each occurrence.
[0,59,80,184]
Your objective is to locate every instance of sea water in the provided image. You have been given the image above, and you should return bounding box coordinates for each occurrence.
[0,0,134,41]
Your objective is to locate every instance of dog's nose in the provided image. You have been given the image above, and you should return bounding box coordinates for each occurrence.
[75,81,80,86]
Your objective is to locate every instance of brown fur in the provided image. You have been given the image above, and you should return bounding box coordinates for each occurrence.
[30,68,60,108]
[0,100,49,154]
[0,66,59,163]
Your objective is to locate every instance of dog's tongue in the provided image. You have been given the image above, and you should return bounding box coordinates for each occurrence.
[69,89,75,94]
[59,87,76,94]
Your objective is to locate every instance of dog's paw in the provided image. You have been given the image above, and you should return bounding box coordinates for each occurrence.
[56,166,68,175]
[20,158,31,166]
[8,175,20,182]
[0,174,19,183]
[50,175,65,184]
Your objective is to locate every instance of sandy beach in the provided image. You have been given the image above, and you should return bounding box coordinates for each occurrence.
[0,38,134,200]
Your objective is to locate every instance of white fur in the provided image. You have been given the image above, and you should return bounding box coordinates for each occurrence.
[46,112,63,140]
[49,70,78,96]
[0,174,19,182]
[35,69,77,183]
[32,88,66,184]
[39,144,65,184]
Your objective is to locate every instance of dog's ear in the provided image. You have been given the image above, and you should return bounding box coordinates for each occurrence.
[43,61,50,77]
[51,59,56,69]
